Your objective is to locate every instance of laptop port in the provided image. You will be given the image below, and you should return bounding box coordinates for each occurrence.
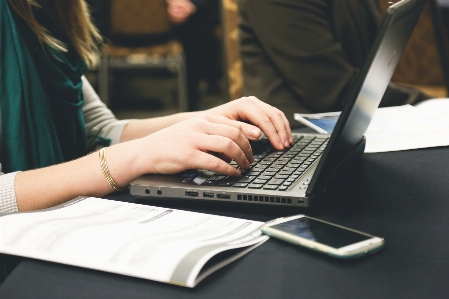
[185,191,198,197]
[217,194,231,199]
[203,192,214,198]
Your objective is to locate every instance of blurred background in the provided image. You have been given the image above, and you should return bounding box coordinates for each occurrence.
[84,0,449,121]
[85,0,227,120]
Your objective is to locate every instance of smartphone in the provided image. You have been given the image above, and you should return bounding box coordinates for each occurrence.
[261,215,384,259]
[294,112,340,134]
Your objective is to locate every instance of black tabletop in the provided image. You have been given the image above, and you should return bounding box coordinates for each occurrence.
[1,147,449,299]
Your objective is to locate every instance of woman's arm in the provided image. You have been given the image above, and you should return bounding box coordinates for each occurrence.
[121,97,293,150]
[0,171,19,213]
[14,114,257,212]
[80,76,203,143]
[13,80,292,212]
[14,141,141,212]
[81,77,292,150]
[119,111,202,142]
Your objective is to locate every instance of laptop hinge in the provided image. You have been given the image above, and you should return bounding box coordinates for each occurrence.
[305,136,366,197]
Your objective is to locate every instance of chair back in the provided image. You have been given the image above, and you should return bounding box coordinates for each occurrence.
[109,0,173,47]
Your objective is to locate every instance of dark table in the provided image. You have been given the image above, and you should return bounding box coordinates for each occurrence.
[1,147,449,299]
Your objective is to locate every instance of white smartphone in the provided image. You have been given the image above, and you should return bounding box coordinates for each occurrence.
[261,215,384,259]
[294,112,340,134]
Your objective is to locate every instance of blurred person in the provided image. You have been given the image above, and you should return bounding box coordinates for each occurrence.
[238,0,430,125]
[167,0,223,111]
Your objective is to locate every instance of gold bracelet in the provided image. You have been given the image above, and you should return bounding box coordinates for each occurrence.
[99,148,126,191]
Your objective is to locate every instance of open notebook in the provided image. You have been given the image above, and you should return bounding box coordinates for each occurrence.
[0,197,268,287]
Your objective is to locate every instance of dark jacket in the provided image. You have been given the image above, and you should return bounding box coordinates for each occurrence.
[238,0,428,125]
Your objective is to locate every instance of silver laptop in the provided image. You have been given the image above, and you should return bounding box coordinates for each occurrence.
[130,0,428,207]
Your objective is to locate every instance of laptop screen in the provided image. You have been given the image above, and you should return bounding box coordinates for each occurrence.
[307,0,428,195]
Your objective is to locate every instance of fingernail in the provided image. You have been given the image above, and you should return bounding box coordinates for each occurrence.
[289,136,293,143]
[250,128,261,138]
[279,142,284,149]
[284,140,289,147]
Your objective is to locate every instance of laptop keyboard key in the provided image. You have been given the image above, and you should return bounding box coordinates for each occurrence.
[233,183,248,188]
[253,179,268,184]
[262,171,277,176]
[267,179,284,185]
[279,170,293,175]
[245,170,261,176]
[263,185,278,190]
[248,183,263,189]
[218,177,239,186]
[238,175,256,183]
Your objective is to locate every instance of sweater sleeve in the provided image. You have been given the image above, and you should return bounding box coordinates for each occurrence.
[82,76,134,151]
[0,77,134,214]
[0,170,19,214]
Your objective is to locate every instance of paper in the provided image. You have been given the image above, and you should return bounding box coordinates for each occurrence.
[364,104,449,153]
[414,98,449,120]
[0,197,268,287]
[294,101,449,153]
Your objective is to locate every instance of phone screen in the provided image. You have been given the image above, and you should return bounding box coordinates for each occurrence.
[303,116,339,133]
[270,217,371,249]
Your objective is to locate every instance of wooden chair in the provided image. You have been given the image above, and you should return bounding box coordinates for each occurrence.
[98,0,188,111]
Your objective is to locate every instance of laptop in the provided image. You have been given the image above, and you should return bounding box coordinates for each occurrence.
[130,0,428,207]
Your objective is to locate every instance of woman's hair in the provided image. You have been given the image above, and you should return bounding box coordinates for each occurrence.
[7,0,102,66]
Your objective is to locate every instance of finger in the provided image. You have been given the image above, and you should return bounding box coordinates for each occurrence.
[253,99,293,146]
[190,151,241,176]
[280,112,294,144]
[246,97,293,148]
[211,152,232,163]
[262,104,293,147]
[237,122,262,141]
[203,120,254,163]
[204,115,262,141]
[237,100,285,150]
[199,134,250,169]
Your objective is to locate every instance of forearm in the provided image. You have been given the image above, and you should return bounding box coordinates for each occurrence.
[15,140,144,212]
[13,96,292,212]
[120,111,202,142]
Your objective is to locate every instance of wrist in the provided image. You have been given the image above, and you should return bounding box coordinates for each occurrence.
[102,140,147,187]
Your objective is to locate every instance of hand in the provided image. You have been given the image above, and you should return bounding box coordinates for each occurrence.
[138,115,255,176]
[167,0,196,24]
[206,96,293,150]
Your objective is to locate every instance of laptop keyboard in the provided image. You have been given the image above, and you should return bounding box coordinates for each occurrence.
[201,135,329,191]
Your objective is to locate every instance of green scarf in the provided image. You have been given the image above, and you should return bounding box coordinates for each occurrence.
[0,0,88,173]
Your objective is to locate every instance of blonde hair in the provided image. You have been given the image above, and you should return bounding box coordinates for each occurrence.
[7,0,102,66]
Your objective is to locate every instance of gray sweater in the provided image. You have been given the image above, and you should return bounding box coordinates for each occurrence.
[0,76,132,214]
